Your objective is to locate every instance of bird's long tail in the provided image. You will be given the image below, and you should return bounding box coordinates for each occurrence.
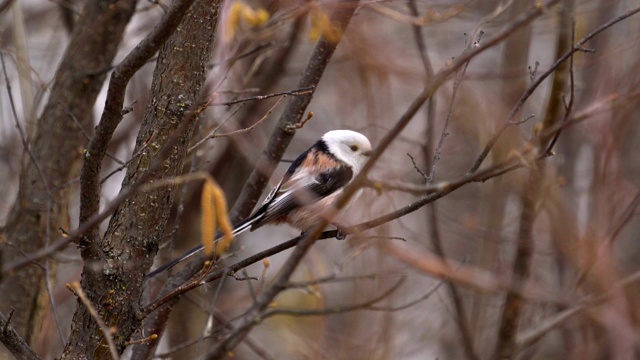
[146,216,258,278]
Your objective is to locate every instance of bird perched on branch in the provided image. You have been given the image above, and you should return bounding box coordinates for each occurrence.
[147,130,373,278]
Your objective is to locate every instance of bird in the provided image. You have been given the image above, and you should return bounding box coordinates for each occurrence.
[147,130,373,278]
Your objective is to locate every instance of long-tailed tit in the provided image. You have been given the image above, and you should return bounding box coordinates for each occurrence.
[147,130,372,278]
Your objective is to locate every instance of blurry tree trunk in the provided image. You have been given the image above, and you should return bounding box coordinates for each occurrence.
[494,1,574,357]
[0,0,137,355]
[60,1,221,358]
[470,0,532,352]
[540,0,582,357]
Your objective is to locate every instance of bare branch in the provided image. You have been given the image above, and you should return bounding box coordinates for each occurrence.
[263,276,406,317]
[208,85,314,106]
[0,310,41,360]
[188,95,286,154]
[0,50,49,194]
[516,269,640,351]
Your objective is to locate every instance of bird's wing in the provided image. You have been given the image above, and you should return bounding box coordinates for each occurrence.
[255,143,315,208]
[251,164,354,228]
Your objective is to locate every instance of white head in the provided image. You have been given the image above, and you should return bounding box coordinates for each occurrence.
[321,130,372,174]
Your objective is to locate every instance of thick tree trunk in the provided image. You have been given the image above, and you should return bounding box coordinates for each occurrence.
[0,0,137,355]
[61,1,221,358]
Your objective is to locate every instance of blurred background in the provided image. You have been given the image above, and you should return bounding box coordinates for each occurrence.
[1,0,640,359]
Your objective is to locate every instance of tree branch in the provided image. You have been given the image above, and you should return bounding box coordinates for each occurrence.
[79,0,199,249]
[263,276,406,317]
[468,4,640,173]
[0,310,41,360]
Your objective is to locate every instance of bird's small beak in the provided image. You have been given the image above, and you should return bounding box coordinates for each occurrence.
[362,150,372,157]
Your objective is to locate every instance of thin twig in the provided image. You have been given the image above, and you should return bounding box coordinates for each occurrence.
[208,86,314,106]
[263,277,406,317]
[188,95,286,154]
[516,268,640,350]
[207,41,279,69]
[43,261,66,347]
[0,310,41,360]
[369,277,445,312]
[406,153,428,180]
[607,191,640,244]
[155,311,275,360]
[429,32,480,182]
[198,268,230,356]
[196,102,246,147]
[284,272,405,289]
[2,309,14,334]
[99,142,151,185]
[0,50,50,196]
[59,102,125,165]
[369,2,465,26]
[125,333,158,346]
[364,142,552,194]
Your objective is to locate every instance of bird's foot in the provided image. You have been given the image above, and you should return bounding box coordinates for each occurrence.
[331,221,350,240]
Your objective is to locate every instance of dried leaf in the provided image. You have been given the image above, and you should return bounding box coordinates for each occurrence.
[224,1,270,42]
[211,182,234,256]
[201,181,217,256]
[309,8,341,43]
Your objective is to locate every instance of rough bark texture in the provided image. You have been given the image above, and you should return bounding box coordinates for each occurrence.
[61,1,221,358]
[0,0,137,355]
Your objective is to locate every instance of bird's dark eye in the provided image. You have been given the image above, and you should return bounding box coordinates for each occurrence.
[349,145,359,152]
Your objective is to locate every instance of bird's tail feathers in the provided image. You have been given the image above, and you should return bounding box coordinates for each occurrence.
[145,244,203,278]
[229,215,257,236]
[146,215,259,278]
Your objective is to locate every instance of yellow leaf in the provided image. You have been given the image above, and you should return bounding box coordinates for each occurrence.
[224,1,270,42]
[211,183,234,256]
[243,8,269,27]
[201,181,217,256]
[309,8,341,43]
[224,2,243,43]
